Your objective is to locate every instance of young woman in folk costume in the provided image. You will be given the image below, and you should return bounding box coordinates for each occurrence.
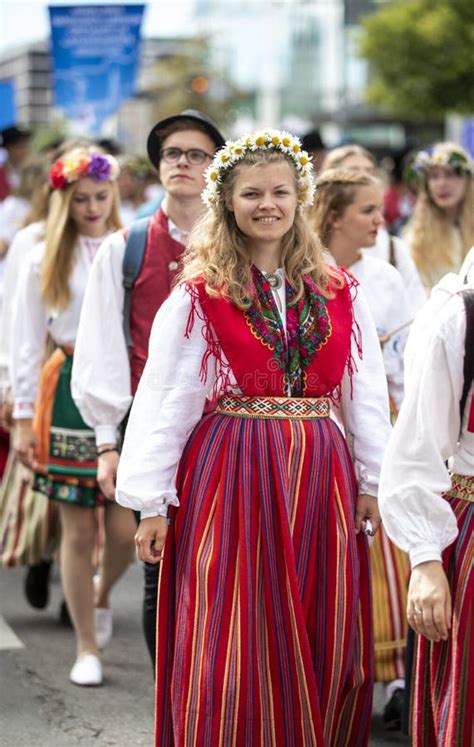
[11,147,136,686]
[309,169,412,727]
[379,255,474,747]
[320,144,426,314]
[405,142,473,292]
[116,129,391,746]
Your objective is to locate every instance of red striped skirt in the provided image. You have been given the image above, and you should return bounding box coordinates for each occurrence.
[155,397,373,746]
[412,487,473,747]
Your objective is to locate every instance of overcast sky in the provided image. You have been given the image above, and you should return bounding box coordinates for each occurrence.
[0,0,195,52]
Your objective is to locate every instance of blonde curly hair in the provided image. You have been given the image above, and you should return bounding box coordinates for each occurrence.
[181,149,341,309]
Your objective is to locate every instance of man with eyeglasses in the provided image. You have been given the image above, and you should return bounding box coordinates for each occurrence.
[71,110,225,664]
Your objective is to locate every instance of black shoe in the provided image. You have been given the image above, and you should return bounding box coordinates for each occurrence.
[383,687,404,731]
[59,598,73,627]
[24,561,52,609]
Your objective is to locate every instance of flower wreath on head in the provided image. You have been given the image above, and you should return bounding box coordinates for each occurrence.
[49,152,120,190]
[202,128,316,209]
[408,145,473,183]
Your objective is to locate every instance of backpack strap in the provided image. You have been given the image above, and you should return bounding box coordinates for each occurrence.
[122,217,150,347]
[388,235,397,268]
[460,289,474,425]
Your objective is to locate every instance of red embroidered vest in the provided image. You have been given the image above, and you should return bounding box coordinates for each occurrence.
[129,208,185,393]
[194,274,355,398]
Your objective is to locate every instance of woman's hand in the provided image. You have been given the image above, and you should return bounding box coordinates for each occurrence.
[407,560,451,642]
[0,400,14,431]
[355,493,381,535]
[97,447,120,501]
[13,419,37,469]
[135,516,168,564]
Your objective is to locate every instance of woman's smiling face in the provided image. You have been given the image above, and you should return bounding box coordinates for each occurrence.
[229,160,298,252]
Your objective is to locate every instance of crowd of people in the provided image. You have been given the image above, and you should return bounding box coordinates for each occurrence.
[0,114,472,747]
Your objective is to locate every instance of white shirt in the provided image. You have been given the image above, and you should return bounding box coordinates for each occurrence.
[116,282,391,519]
[379,279,474,569]
[0,195,30,245]
[362,228,427,314]
[0,221,45,402]
[71,216,187,446]
[349,255,412,410]
[11,234,107,419]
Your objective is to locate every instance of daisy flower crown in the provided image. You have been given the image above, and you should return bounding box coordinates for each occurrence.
[49,152,120,190]
[411,145,473,179]
[202,129,316,209]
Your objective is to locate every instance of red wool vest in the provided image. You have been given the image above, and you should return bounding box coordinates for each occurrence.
[128,208,185,393]
[194,274,355,399]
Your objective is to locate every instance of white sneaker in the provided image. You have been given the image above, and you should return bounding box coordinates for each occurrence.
[94,607,113,649]
[69,654,102,686]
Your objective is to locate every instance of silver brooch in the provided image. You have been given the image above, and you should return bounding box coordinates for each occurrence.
[168,260,179,271]
[266,271,282,290]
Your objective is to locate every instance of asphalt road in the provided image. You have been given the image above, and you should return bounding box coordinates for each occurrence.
[0,563,409,746]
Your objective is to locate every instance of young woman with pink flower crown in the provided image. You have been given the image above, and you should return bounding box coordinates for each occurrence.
[116,129,391,745]
[11,145,136,686]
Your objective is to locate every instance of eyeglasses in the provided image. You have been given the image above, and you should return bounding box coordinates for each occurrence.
[160,147,213,165]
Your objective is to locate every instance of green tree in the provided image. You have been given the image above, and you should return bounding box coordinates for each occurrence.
[359,0,474,118]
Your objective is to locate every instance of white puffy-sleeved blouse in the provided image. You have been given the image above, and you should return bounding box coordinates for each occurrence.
[0,221,45,402]
[116,280,392,519]
[349,255,412,411]
[11,234,107,419]
[379,288,474,568]
[362,227,427,314]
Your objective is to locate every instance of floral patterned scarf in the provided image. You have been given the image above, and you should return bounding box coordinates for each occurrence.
[244,266,331,396]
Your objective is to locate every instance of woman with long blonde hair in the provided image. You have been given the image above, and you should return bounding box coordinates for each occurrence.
[116,130,391,745]
[406,142,473,291]
[11,146,136,686]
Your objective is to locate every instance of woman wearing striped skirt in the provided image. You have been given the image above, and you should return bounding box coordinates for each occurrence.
[11,146,136,685]
[117,130,392,746]
[379,259,474,746]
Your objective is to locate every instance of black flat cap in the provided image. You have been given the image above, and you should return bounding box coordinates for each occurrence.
[0,125,32,147]
[147,109,225,169]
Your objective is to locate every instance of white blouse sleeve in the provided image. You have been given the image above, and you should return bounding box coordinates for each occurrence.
[378,300,463,568]
[11,245,48,419]
[337,285,392,497]
[116,285,214,519]
[0,222,44,402]
[71,231,132,446]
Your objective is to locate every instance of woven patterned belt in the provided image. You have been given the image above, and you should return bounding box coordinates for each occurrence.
[445,473,474,503]
[215,395,330,420]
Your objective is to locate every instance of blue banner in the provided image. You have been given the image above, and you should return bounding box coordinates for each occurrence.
[0,80,17,129]
[48,5,145,135]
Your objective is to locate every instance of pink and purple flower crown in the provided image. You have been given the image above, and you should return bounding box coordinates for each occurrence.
[49,152,120,190]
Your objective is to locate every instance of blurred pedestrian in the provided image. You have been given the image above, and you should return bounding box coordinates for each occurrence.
[116,154,149,225]
[301,127,326,173]
[310,168,412,728]
[379,255,474,746]
[321,144,426,314]
[0,125,31,201]
[0,156,50,258]
[404,142,473,292]
[10,146,136,686]
[116,129,391,745]
[71,110,225,665]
